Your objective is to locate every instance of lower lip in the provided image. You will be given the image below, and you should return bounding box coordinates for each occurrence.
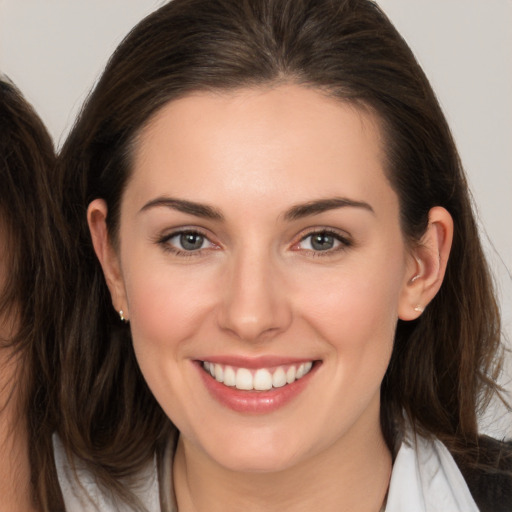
[196,362,318,414]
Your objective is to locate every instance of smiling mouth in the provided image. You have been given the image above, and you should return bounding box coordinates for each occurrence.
[201,361,314,391]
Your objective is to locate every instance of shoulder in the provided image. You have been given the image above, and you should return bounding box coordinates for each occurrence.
[52,433,162,512]
[388,430,480,511]
[459,435,512,512]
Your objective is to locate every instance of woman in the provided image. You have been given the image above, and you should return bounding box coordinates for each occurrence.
[55,0,511,510]
[0,77,65,511]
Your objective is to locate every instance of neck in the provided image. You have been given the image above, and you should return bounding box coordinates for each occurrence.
[0,348,37,512]
[173,403,391,512]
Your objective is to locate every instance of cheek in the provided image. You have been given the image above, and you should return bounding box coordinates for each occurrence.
[123,261,219,350]
[121,262,220,423]
[295,255,405,356]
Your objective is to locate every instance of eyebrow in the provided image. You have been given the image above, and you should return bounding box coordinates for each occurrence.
[139,197,224,220]
[139,196,374,221]
[283,197,374,221]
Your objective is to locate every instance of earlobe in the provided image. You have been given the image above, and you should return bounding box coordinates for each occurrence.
[87,199,129,319]
[398,206,453,321]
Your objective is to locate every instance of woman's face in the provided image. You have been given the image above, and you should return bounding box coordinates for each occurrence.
[92,85,420,473]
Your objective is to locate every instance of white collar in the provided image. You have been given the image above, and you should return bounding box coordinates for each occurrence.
[54,427,479,512]
[53,434,161,512]
[386,430,479,511]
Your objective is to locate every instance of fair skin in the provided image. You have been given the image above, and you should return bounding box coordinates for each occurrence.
[89,85,453,512]
[0,225,36,512]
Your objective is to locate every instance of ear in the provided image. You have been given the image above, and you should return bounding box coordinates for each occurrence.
[87,199,129,320]
[398,206,453,321]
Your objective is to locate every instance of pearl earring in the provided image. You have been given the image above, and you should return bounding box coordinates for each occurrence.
[119,310,128,322]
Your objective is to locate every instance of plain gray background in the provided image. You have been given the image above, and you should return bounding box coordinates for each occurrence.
[1,0,510,436]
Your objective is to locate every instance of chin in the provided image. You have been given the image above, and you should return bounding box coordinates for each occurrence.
[197,428,312,474]
[215,450,300,474]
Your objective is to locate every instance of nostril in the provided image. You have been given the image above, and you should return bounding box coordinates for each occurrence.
[217,261,293,341]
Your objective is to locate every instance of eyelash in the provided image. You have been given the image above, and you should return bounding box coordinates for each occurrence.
[155,228,352,258]
[155,229,217,258]
[293,229,353,257]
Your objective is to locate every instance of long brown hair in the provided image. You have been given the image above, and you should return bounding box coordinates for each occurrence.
[0,79,65,510]
[56,0,507,506]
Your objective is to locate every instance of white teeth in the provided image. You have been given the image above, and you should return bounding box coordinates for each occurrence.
[272,367,287,388]
[214,364,224,383]
[286,366,296,384]
[203,360,314,391]
[235,368,253,390]
[224,366,236,387]
[253,369,273,391]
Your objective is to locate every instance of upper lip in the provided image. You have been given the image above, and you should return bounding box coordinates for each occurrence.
[196,355,317,369]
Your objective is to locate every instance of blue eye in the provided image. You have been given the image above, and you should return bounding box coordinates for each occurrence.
[297,231,350,252]
[309,233,336,251]
[176,232,207,251]
[160,230,215,254]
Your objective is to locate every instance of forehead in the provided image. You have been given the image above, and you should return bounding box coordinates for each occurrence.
[128,85,395,216]
[136,84,384,159]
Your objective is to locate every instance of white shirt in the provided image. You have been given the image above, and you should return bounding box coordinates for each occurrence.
[54,428,479,512]
[53,435,161,512]
[387,431,479,511]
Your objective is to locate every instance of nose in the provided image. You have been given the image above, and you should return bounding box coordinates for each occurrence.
[217,247,292,342]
